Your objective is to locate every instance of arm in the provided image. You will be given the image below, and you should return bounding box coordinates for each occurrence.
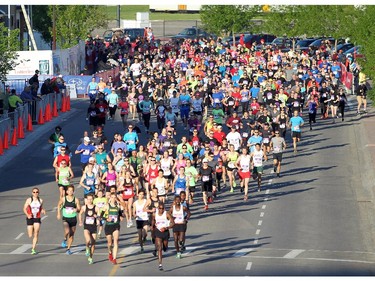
[23,198,32,219]
[57,197,64,220]
[79,205,86,226]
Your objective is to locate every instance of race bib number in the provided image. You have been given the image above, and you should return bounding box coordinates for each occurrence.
[86,179,94,185]
[280,124,285,128]
[109,215,118,223]
[263,138,269,144]
[274,146,281,153]
[124,188,132,195]
[202,175,210,182]
[242,132,248,138]
[228,101,234,106]
[85,217,95,225]
[293,126,300,131]
[108,180,116,186]
[65,207,74,214]
[83,149,90,155]
[164,141,170,147]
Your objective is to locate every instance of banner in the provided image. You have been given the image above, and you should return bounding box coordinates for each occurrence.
[63,75,95,96]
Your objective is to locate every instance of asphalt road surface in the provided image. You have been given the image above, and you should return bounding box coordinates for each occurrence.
[0,97,375,276]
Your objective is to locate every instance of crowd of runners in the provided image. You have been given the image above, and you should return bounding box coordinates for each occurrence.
[23,33,366,270]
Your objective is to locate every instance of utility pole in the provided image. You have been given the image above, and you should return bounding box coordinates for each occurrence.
[117,5,121,28]
[52,6,56,50]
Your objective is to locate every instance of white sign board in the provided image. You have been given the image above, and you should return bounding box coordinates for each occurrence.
[9,50,53,76]
[66,84,77,99]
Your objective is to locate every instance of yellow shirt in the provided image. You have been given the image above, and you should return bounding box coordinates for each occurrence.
[8,95,23,108]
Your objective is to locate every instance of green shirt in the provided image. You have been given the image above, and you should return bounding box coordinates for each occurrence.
[185,165,198,186]
[8,95,23,108]
[212,108,225,124]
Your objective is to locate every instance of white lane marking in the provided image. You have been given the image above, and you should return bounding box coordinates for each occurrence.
[255,229,261,235]
[283,249,305,259]
[246,262,252,270]
[268,180,272,185]
[258,220,262,226]
[15,233,24,240]
[72,246,86,254]
[264,198,268,201]
[254,239,258,245]
[10,244,32,254]
[119,246,140,256]
[233,248,255,257]
[265,189,270,194]
[51,207,57,212]
[182,246,199,255]
[260,212,264,217]
[262,205,266,209]
[41,215,48,221]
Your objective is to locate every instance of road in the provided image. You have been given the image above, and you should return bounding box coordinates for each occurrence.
[0,97,374,276]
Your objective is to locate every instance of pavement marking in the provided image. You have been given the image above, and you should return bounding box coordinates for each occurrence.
[268,180,272,185]
[255,229,261,235]
[51,207,57,212]
[15,233,24,240]
[265,189,270,194]
[253,239,258,245]
[246,262,252,270]
[72,246,86,255]
[258,220,262,226]
[10,244,32,254]
[119,246,139,256]
[233,248,255,257]
[262,205,266,209]
[41,215,48,221]
[260,212,264,217]
[283,249,305,259]
[264,197,268,201]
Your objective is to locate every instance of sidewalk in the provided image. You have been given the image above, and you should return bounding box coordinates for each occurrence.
[0,103,80,169]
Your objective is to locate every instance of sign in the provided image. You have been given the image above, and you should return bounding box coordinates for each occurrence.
[39,60,50,75]
[66,84,77,99]
[63,75,94,96]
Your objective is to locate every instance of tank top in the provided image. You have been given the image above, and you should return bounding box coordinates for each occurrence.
[155,177,166,196]
[279,115,287,129]
[170,97,179,112]
[62,196,77,218]
[135,199,149,221]
[172,205,184,224]
[147,165,159,182]
[155,211,168,230]
[84,172,96,195]
[160,158,172,176]
[107,202,120,225]
[176,160,186,171]
[175,175,186,195]
[58,167,70,186]
[106,170,117,186]
[240,155,251,172]
[253,150,263,167]
[29,197,42,219]
[121,178,134,200]
[84,204,97,227]
[227,152,238,168]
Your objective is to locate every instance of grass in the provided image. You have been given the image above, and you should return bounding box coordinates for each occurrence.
[105,5,201,21]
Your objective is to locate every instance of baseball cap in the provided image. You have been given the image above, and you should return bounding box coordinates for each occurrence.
[202,159,208,163]
[89,157,95,162]
[84,137,90,142]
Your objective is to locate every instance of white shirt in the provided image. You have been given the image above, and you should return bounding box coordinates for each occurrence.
[226,131,242,151]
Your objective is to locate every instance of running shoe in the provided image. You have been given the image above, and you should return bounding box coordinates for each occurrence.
[126,221,131,228]
[88,257,93,265]
[66,249,73,255]
[273,166,277,173]
[258,187,261,192]
[61,240,67,248]
[277,173,281,178]
[159,264,163,271]
[244,195,248,201]
[85,248,90,257]
[230,188,234,193]
[152,250,157,257]
[181,245,186,253]
[129,220,133,227]
[140,246,144,253]
[163,245,168,252]
[31,249,37,255]
[176,252,182,259]
[112,259,117,265]
[109,253,113,262]
[233,181,236,187]
[204,205,208,211]
[208,197,212,203]
[240,187,244,193]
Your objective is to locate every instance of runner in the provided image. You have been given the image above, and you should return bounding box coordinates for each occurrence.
[250,143,265,192]
[306,94,319,130]
[236,147,251,201]
[152,169,168,203]
[169,195,191,259]
[100,192,125,265]
[184,159,198,204]
[225,144,239,193]
[101,162,118,198]
[198,158,215,210]
[133,189,151,253]
[270,130,287,178]
[23,187,46,255]
[151,202,175,270]
[57,185,81,255]
[288,110,305,154]
[55,159,74,198]
[93,189,107,239]
[78,193,100,264]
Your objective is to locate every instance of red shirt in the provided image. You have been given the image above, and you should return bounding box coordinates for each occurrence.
[213,131,226,145]
[226,117,242,129]
[56,154,70,167]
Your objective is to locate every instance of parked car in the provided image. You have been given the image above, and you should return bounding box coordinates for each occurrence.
[295,38,319,51]
[270,37,294,52]
[336,43,354,53]
[343,46,364,59]
[103,28,145,43]
[308,37,345,51]
[243,34,276,49]
[171,27,216,40]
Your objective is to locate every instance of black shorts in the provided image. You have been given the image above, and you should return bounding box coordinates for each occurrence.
[63,217,77,227]
[136,220,149,229]
[173,223,187,233]
[202,181,213,192]
[163,174,173,180]
[26,218,41,225]
[155,228,170,240]
[84,225,98,234]
[188,185,196,193]
[273,153,283,162]
[193,111,202,115]
[104,223,120,236]
[292,131,301,139]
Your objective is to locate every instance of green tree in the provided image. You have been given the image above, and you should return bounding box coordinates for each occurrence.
[0,23,20,82]
[200,5,260,43]
[32,5,52,48]
[48,5,109,49]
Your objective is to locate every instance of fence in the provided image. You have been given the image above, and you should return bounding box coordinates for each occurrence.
[0,91,70,155]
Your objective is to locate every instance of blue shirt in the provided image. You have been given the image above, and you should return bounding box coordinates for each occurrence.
[179,94,191,108]
[123,131,138,151]
[247,136,263,152]
[139,100,153,113]
[76,143,96,164]
[212,91,224,106]
[290,116,304,132]
[250,87,260,99]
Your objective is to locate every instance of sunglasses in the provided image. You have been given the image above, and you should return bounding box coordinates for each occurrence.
[33,191,39,194]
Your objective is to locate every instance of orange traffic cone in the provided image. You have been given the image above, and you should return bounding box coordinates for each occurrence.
[18,117,25,139]
[66,96,71,111]
[61,96,66,113]
[53,100,58,117]
[3,129,9,149]
[0,135,3,155]
[38,108,45,124]
[11,128,18,146]
[27,113,33,131]
[45,104,51,122]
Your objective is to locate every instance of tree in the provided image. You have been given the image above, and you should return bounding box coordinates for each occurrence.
[0,23,20,82]
[47,5,109,49]
[200,5,260,43]
[32,5,52,48]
